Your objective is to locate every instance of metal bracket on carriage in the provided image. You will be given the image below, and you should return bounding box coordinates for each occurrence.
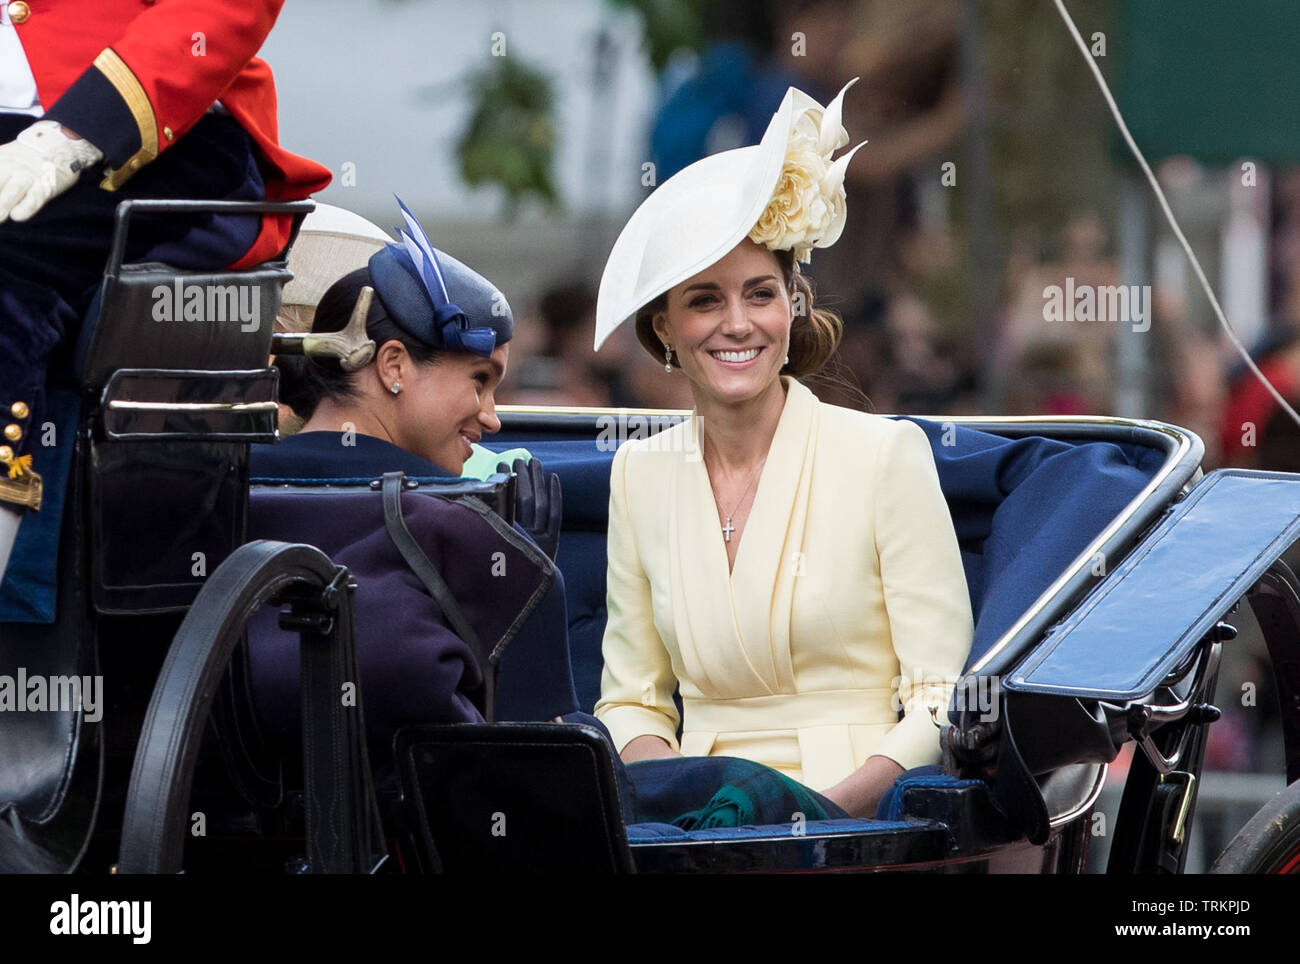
[1114,622,1233,774]
[369,476,420,490]
[272,285,377,372]
[941,715,1001,777]
[274,565,356,636]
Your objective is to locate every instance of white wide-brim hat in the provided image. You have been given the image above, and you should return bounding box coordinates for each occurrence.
[593,79,864,351]
[282,203,395,309]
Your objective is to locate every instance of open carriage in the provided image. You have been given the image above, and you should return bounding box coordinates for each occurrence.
[2,200,1299,875]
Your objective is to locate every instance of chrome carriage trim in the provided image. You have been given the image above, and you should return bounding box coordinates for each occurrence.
[107,400,280,413]
[1102,638,1223,775]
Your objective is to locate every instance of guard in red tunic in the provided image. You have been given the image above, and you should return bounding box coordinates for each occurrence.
[0,0,331,580]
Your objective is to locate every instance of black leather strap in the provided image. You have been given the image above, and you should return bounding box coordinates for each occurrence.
[296,565,386,873]
[988,701,1050,845]
[380,472,496,722]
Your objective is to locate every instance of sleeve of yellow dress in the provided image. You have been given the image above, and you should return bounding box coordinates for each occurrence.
[870,419,975,770]
[592,443,681,754]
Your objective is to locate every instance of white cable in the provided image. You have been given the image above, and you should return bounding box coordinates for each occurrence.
[1052,0,1300,431]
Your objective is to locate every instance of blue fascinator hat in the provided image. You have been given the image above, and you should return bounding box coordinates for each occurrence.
[367,196,513,356]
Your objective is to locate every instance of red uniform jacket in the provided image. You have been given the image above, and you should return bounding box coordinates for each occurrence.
[15,0,331,266]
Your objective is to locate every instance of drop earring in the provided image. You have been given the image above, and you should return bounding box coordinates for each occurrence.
[390,381,402,395]
[663,346,674,372]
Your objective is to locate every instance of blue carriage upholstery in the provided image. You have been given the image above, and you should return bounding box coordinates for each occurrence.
[624,817,917,840]
[216,415,1165,869]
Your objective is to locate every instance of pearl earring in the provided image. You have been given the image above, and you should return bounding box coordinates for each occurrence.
[390,381,402,394]
[784,354,790,366]
[663,346,673,373]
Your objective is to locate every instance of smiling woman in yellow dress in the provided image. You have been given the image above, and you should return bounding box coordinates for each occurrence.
[591,81,974,819]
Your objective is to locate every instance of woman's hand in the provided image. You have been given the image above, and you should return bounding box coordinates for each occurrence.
[820,755,905,818]
[499,457,562,560]
[620,734,683,763]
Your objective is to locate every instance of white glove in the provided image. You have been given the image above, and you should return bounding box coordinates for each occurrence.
[0,120,103,223]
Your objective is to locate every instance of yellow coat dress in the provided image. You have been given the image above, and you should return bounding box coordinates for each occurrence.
[593,376,975,791]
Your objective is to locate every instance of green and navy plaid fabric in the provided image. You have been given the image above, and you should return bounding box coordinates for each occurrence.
[626,756,847,830]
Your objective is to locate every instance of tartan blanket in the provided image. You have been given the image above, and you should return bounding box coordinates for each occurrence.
[625,756,848,830]
[559,712,848,829]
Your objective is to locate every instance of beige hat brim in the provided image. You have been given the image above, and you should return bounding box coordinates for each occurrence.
[282,203,394,309]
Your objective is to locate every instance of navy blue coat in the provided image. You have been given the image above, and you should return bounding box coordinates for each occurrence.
[249,430,457,481]
[246,431,558,745]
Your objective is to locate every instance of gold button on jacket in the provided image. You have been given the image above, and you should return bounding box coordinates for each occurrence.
[8,2,30,25]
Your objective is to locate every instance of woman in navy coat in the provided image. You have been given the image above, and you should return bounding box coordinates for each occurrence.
[247,206,572,745]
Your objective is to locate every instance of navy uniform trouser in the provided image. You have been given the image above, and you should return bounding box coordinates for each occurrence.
[0,110,266,489]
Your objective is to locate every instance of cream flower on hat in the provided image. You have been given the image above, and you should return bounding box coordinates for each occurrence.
[594,79,864,350]
[748,79,865,263]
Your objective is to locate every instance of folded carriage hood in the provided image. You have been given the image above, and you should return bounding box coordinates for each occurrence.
[1005,469,1300,702]
[984,469,1300,844]
[996,469,1300,806]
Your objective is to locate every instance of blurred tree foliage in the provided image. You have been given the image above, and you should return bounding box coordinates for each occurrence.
[606,0,710,70]
[458,55,558,216]
[977,0,1119,256]
[451,0,715,213]
[447,0,1118,249]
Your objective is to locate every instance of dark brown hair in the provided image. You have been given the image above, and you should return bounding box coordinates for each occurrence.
[275,266,440,421]
[633,247,843,379]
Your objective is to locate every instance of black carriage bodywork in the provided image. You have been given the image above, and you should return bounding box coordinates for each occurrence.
[3,203,1300,875]
[0,198,383,873]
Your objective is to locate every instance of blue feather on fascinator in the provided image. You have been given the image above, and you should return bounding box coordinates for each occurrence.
[392,196,497,357]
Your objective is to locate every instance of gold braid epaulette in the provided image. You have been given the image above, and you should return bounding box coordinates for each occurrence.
[0,451,42,511]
